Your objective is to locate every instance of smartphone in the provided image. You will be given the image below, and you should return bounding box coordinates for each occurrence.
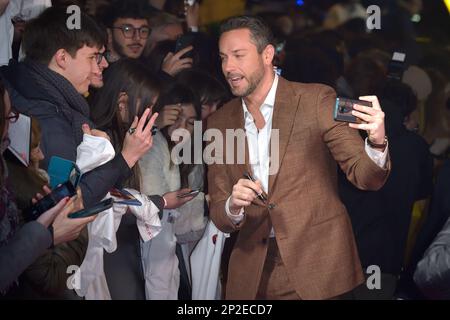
[48,156,82,189]
[334,97,372,123]
[175,33,195,59]
[110,188,142,206]
[177,189,201,198]
[23,181,77,221]
[68,198,114,219]
[387,51,406,80]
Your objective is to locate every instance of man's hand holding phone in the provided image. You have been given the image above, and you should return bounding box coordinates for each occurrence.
[229,178,263,215]
[348,96,387,150]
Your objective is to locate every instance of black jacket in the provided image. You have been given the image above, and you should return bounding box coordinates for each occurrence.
[338,100,434,275]
[1,61,131,207]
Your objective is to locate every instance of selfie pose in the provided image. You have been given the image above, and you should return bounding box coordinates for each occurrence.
[207,16,391,300]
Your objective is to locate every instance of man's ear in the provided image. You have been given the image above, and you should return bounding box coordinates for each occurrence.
[263,44,275,66]
[53,49,69,70]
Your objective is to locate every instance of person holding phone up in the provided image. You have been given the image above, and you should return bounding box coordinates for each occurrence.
[207,16,390,300]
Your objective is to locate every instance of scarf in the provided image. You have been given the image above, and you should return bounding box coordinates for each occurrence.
[23,60,94,144]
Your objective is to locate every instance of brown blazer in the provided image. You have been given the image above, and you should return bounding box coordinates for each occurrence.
[206,77,391,300]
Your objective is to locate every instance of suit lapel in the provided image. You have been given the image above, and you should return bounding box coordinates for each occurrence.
[268,77,302,197]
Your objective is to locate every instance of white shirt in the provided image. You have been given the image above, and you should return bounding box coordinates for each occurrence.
[0,0,19,66]
[225,74,388,236]
[0,0,51,65]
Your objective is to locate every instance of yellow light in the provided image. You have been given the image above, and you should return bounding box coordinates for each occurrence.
[444,0,450,14]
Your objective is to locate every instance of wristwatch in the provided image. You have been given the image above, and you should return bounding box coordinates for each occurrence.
[368,136,388,149]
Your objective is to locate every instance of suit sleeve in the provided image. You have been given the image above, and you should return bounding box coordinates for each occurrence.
[316,86,390,191]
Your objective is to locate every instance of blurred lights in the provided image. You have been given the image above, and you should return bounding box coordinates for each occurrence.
[445,0,450,13]
[411,14,421,23]
[296,0,304,6]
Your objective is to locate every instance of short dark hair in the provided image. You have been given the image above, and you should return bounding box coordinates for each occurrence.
[220,16,275,53]
[23,6,107,65]
[102,0,153,28]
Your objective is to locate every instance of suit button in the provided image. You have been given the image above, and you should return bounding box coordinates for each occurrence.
[268,203,276,210]
[262,238,268,244]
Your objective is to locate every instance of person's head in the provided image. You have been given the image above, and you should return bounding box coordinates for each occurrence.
[175,69,229,121]
[89,46,109,88]
[145,12,183,54]
[282,44,339,88]
[103,0,153,60]
[219,16,276,98]
[345,54,386,98]
[30,118,45,167]
[381,80,419,131]
[155,83,201,145]
[22,6,107,94]
[90,58,160,150]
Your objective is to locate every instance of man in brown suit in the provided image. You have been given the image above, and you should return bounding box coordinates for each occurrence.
[207,16,391,300]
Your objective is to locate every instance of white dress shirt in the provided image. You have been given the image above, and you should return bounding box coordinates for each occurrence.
[225,74,388,237]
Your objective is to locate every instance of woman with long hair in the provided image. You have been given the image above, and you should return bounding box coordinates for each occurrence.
[139,81,206,300]
[90,58,194,299]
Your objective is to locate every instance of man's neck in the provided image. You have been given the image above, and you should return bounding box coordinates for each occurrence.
[243,70,275,112]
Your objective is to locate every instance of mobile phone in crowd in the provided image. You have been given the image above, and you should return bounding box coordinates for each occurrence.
[68,198,114,219]
[23,181,77,222]
[175,33,196,59]
[177,189,201,198]
[387,52,406,80]
[334,97,372,123]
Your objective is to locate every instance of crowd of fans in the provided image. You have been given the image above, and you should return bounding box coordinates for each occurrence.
[0,0,449,300]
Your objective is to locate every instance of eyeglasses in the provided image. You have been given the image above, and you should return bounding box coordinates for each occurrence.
[94,52,105,65]
[6,109,19,123]
[112,25,151,39]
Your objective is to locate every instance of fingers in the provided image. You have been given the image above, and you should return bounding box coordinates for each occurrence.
[128,116,138,133]
[351,110,371,123]
[348,122,376,131]
[82,123,91,135]
[163,52,174,63]
[359,95,381,110]
[136,108,151,132]
[42,185,52,195]
[143,112,159,136]
[232,179,262,203]
[237,179,263,195]
[174,45,193,59]
[352,103,377,116]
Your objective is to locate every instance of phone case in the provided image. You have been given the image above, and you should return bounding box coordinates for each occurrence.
[110,188,142,206]
[48,156,82,189]
[334,97,372,123]
[68,198,113,219]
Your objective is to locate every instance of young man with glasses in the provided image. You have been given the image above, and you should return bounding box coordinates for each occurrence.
[102,0,154,62]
